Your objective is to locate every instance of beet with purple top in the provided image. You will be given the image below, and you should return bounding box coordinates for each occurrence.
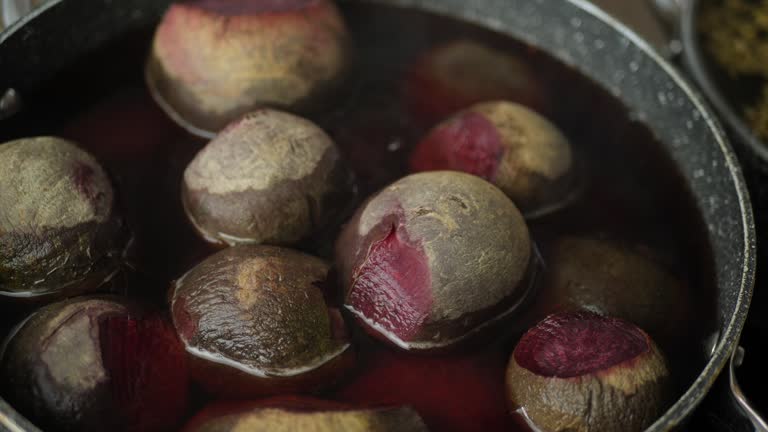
[506,311,671,432]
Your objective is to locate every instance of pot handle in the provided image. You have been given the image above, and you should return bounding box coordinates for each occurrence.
[648,0,685,28]
[646,0,690,58]
[729,346,768,432]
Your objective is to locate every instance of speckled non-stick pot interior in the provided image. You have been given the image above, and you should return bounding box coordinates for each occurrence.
[0,0,756,430]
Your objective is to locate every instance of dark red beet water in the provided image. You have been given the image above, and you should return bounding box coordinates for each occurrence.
[99,314,190,432]
[0,3,717,431]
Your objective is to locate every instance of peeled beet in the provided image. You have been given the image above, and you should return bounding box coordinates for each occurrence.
[403,40,549,127]
[336,171,533,351]
[410,101,575,217]
[0,296,189,432]
[529,236,690,346]
[182,109,353,247]
[0,137,126,301]
[183,397,429,432]
[170,245,354,397]
[146,0,350,137]
[506,311,671,432]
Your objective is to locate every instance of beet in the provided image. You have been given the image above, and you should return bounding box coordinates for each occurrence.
[182,396,428,432]
[506,311,671,432]
[336,171,534,351]
[182,109,353,248]
[146,0,351,137]
[170,245,354,397]
[528,236,690,346]
[403,39,550,128]
[0,137,126,301]
[410,101,576,217]
[0,296,189,432]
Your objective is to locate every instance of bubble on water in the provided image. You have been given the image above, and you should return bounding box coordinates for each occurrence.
[570,17,582,28]
[593,39,606,50]
[387,140,402,152]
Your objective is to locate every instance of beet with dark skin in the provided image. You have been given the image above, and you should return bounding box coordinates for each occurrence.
[528,236,690,346]
[506,311,671,432]
[170,245,354,398]
[182,396,429,432]
[410,101,576,217]
[182,109,353,248]
[336,171,533,351]
[146,0,351,137]
[0,296,189,432]
[403,40,550,128]
[0,137,126,301]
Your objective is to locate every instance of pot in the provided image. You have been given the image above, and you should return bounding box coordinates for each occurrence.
[0,0,758,430]
[650,0,768,175]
